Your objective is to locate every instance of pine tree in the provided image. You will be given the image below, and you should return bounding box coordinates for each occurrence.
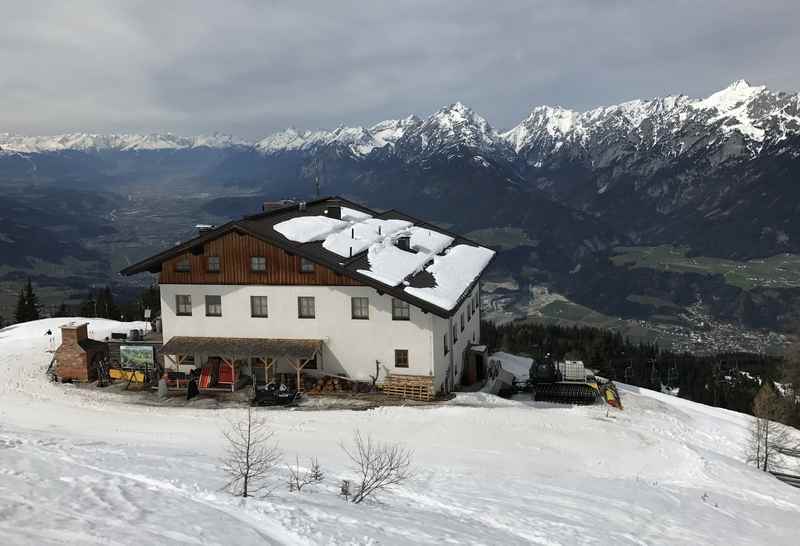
[95,287,120,319]
[13,279,40,323]
[24,279,40,321]
[14,288,26,323]
[53,303,70,317]
[79,291,97,318]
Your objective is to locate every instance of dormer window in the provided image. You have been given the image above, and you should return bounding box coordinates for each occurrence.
[175,257,190,273]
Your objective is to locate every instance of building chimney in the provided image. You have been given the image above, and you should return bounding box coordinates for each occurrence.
[396,235,411,251]
[324,205,342,219]
[195,224,215,234]
[61,323,88,346]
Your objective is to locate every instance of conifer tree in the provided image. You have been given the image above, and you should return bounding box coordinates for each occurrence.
[14,279,40,323]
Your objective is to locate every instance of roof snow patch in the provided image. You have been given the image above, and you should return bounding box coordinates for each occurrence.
[405,244,495,310]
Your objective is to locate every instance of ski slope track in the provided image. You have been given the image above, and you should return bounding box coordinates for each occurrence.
[1,319,799,545]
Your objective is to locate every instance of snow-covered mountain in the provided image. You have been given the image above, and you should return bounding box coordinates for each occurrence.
[0,132,248,153]
[4,80,797,163]
[502,80,800,165]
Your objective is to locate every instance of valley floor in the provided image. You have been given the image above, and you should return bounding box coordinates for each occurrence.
[1,319,799,545]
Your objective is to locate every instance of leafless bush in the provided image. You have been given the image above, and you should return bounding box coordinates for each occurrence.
[340,430,413,504]
[221,407,281,497]
[748,416,800,472]
[339,479,351,501]
[287,455,325,492]
[748,384,800,472]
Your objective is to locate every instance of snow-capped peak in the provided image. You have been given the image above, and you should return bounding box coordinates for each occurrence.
[693,79,766,113]
[369,115,421,147]
[398,101,507,159]
[502,80,798,156]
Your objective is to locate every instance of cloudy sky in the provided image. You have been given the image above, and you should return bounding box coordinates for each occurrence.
[2,0,799,138]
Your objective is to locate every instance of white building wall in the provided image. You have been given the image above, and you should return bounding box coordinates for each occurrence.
[430,283,482,391]
[160,284,438,382]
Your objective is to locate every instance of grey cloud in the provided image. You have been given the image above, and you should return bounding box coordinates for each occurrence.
[1,0,798,138]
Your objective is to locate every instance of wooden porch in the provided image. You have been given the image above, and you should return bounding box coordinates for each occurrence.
[159,336,322,393]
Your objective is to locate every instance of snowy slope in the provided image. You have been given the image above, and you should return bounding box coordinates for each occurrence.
[1,318,800,545]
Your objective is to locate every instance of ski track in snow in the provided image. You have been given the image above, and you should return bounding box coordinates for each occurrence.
[1,318,800,545]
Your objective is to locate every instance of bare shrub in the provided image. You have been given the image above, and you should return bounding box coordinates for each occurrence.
[287,455,325,492]
[339,479,351,501]
[221,407,281,497]
[340,430,413,504]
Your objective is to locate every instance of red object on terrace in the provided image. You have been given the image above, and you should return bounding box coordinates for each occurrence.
[218,362,235,384]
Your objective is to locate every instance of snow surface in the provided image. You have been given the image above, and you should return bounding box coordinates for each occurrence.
[322,218,411,257]
[274,209,488,309]
[404,244,495,309]
[488,351,533,381]
[274,216,349,244]
[357,239,433,286]
[2,318,800,545]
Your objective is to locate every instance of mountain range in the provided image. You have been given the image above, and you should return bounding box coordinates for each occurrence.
[2,80,800,351]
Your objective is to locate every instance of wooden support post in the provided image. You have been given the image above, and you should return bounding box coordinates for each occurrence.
[289,358,309,393]
[247,358,254,398]
[165,354,189,388]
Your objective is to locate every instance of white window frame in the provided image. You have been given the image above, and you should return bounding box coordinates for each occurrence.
[205,295,222,317]
[298,296,315,319]
[351,296,369,320]
[392,298,410,321]
[176,294,192,316]
[250,296,269,318]
[251,256,267,272]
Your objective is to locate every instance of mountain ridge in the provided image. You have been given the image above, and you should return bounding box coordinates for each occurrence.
[3,80,798,159]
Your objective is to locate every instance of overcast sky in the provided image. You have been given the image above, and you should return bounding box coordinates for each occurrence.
[2,0,799,138]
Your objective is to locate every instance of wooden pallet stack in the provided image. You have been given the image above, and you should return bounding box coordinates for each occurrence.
[381,374,434,401]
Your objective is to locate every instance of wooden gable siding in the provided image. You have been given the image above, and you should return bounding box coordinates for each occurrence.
[159,231,362,286]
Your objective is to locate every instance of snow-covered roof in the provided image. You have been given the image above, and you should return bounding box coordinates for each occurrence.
[270,199,493,312]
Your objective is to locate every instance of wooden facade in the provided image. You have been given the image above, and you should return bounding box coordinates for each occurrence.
[159,231,362,286]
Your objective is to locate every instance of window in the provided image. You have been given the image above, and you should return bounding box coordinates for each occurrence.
[467,305,471,321]
[453,324,458,342]
[394,349,409,368]
[205,295,222,317]
[176,295,192,316]
[300,257,315,273]
[443,334,449,355]
[298,296,315,318]
[175,256,190,273]
[392,298,410,321]
[351,297,369,319]
[460,313,465,332]
[251,296,269,318]
[207,256,220,273]
[251,256,266,272]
